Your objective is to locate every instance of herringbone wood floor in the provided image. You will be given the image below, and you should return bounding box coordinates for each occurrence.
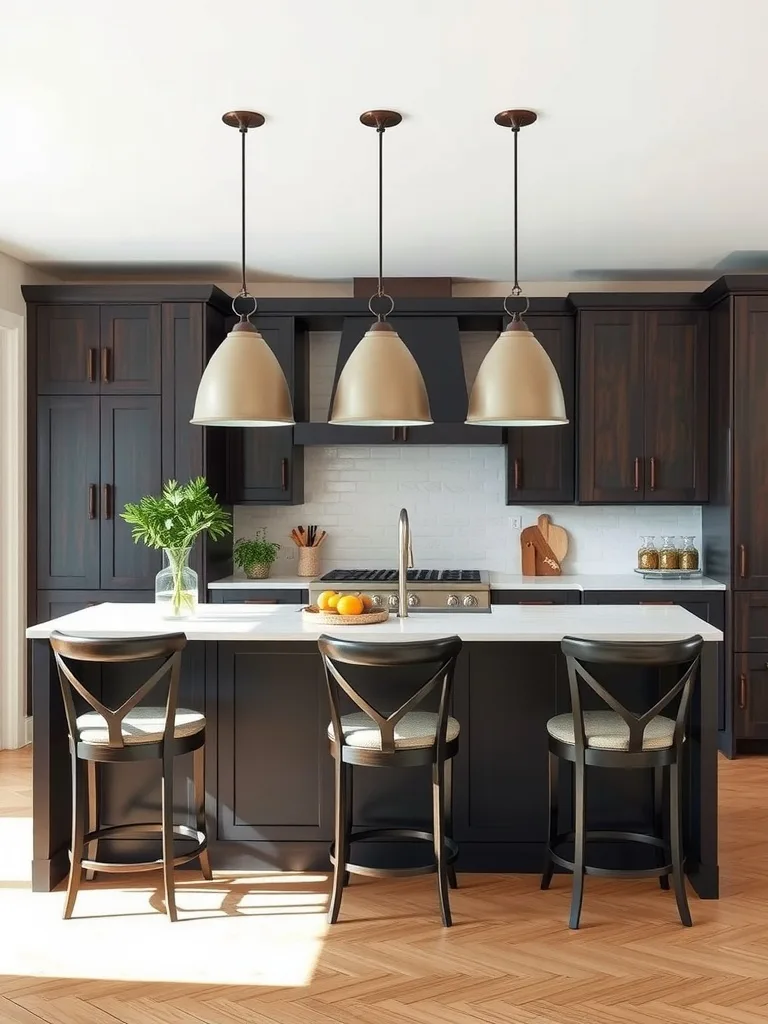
[1,747,767,1023]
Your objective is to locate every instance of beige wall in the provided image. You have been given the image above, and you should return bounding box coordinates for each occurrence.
[0,252,58,316]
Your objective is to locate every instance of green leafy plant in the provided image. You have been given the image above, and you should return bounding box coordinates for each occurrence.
[233,530,281,572]
[121,478,231,613]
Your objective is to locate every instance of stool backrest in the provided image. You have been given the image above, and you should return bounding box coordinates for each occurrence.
[560,635,703,754]
[318,634,463,754]
[49,632,187,749]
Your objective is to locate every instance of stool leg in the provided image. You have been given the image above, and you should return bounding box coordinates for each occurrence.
[85,761,99,882]
[328,755,348,924]
[444,757,458,890]
[161,750,178,922]
[654,766,669,890]
[541,751,559,890]
[569,758,586,930]
[343,764,353,887]
[194,744,212,881]
[432,759,452,927]
[669,761,692,927]
[63,754,86,920]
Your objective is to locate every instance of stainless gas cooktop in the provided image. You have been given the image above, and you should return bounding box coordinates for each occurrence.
[309,569,491,612]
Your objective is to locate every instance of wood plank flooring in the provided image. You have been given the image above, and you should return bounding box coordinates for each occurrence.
[1,746,768,1023]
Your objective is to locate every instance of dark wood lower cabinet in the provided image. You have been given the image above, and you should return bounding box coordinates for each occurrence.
[491,590,581,606]
[210,588,308,605]
[734,654,768,740]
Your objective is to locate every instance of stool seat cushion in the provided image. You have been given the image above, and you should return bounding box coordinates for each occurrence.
[547,710,675,751]
[76,706,205,745]
[328,711,460,750]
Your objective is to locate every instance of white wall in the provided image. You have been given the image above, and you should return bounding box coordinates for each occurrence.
[0,251,57,316]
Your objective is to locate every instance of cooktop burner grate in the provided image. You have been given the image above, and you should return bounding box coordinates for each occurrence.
[319,569,482,583]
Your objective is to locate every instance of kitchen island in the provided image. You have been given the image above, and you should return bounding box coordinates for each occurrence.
[27,603,722,897]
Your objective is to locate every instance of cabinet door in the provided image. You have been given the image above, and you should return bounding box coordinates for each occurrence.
[217,644,333,840]
[36,590,150,624]
[578,311,645,502]
[734,297,768,589]
[644,311,708,502]
[37,397,101,589]
[735,654,768,739]
[226,318,304,504]
[100,396,163,589]
[507,316,575,503]
[35,305,100,395]
[99,305,162,394]
[734,593,768,652]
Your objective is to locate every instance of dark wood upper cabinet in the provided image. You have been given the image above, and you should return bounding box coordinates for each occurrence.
[579,310,644,502]
[37,396,101,589]
[226,317,305,505]
[506,315,575,504]
[643,310,708,502]
[579,308,708,503]
[733,296,768,589]
[99,305,162,393]
[36,305,101,395]
[100,396,163,589]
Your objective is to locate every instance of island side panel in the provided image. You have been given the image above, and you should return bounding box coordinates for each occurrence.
[687,640,720,898]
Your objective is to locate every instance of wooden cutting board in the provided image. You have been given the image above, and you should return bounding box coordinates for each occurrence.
[538,514,568,563]
[521,515,569,576]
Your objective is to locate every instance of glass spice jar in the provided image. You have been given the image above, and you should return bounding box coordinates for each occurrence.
[659,536,680,571]
[637,535,660,570]
[679,536,699,571]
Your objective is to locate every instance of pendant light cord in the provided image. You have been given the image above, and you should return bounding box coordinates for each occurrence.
[240,124,248,302]
[512,125,520,297]
[377,124,384,314]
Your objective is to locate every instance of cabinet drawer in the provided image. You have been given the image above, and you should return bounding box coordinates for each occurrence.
[210,588,308,605]
[734,653,768,739]
[734,593,768,651]
[491,590,580,605]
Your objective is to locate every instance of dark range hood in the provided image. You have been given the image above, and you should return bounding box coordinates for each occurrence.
[293,316,503,445]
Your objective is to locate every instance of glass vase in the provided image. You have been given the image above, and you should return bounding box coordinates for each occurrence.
[155,547,198,619]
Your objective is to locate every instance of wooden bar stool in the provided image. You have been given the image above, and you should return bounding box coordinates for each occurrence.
[541,634,703,929]
[318,634,463,927]
[49,631,211,921]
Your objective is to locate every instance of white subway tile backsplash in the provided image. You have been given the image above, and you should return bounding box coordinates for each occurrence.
[234,446,703,576]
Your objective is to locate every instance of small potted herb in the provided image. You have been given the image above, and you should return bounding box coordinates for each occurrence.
[233,530,281,579]
[121,478,232,618]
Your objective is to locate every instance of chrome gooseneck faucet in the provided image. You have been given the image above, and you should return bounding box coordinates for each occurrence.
[398,507,413,618]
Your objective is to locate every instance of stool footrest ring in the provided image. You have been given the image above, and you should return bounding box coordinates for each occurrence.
[548,829,672,880]
[74,822,207,875]
[330,827,458,879]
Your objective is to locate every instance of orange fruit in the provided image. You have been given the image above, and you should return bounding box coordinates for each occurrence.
[360,593,374,611]
[317,590,338,611]
[327,593,342,610]
[337,594,364,616]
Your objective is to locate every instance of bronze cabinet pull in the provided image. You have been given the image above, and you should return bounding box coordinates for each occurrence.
[101,347,110,383]
[87,349,97,383]
[392,427,397,442]
[739,674,747,710]
[102,484,111,519]
[650,456,657,491]
[639,601,674,605]
[739,544,747,578]
[88,484,97,520]
[281,458,288,491]
[519,600,554,605]
[514,458,522,490]
[244,600,279,605]
[634,457,641,492]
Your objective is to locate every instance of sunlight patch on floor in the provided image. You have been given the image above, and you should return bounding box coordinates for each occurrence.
[0,816,32,886]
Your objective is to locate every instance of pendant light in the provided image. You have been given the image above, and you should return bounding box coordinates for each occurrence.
[329,110,432,427]
[466,110,567,427]
[191,111,294,427]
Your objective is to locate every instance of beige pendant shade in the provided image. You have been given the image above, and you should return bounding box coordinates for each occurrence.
[330,321,432,426]
[466,320,568,426]
[191,320,294,426]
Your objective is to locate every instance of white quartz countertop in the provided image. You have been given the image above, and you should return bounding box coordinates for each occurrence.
[27,602,723,643]
[208,572,726,592]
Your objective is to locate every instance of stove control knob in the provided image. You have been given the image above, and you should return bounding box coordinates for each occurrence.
[407,593,420,607]
[463,595,478,608]
[371,594,383,606]
[446,594,460,607]
[388,594,400,609]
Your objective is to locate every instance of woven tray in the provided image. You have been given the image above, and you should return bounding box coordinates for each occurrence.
[302,605,389,625]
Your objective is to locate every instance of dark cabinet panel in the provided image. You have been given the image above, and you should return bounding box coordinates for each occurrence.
[734,654,768,739]
[734,297,768,589]
[644,311,708,502]
[99,305,162,394]
[506,316,575,503]
[734,593,768,652]
[36,590,150,624]
[211,589,308,605]
[490,590,580,605]
[578,311,644,502]
[227,318,304,504]
[100,396,163,589]
[217,645,333,840]
[36,305,100,395]
[37,397,101,589]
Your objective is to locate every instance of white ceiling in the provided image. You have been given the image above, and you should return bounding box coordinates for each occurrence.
[2,0,768,283]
